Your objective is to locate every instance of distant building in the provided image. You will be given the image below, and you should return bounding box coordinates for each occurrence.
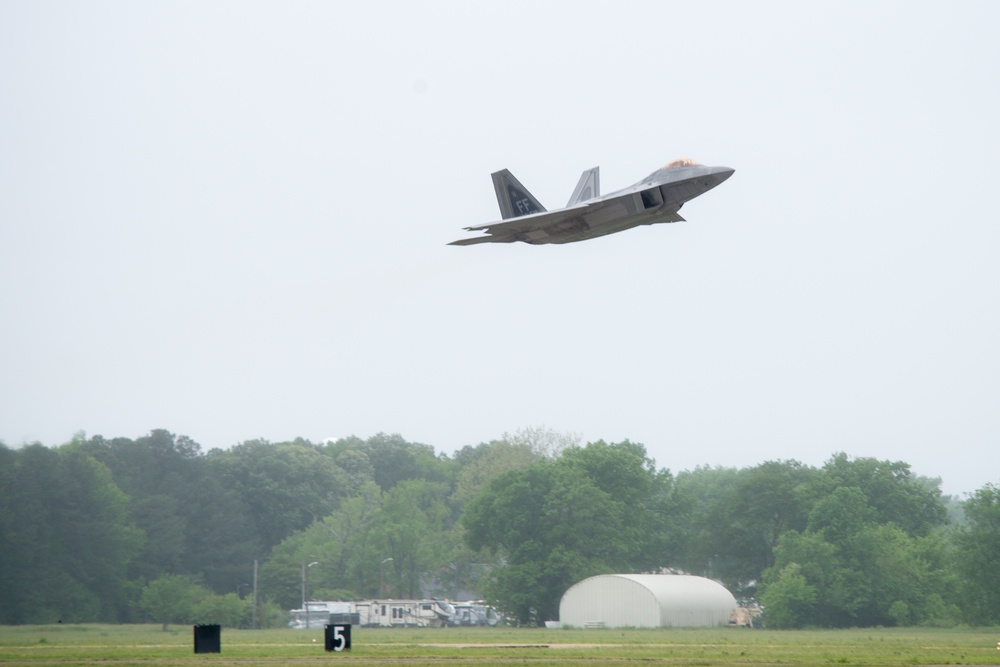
[559,574,737,628]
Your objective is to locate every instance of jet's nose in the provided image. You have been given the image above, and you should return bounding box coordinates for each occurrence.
[664,165,734,206]
[692,166,734,193]
[709,166,735,185]
[695,166,734,193]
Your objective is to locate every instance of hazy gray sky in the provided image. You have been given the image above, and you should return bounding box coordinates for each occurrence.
[2,1,997,496]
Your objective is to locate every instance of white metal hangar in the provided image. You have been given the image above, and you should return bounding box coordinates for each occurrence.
[559,574,737,628]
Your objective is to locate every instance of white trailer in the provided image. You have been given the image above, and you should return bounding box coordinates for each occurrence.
[289,601,358,629]
[354,599,456,628]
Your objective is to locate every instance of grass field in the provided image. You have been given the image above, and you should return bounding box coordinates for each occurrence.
[1,624,999,666]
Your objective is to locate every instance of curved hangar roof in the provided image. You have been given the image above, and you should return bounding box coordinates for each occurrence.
[559,574,737,628]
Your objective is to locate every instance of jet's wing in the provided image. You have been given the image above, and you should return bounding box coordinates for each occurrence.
[448,207,582,245]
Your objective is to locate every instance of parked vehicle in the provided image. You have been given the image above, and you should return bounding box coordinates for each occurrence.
[452,602,500,626]
[289,601,358,629]
[354,598,455,627]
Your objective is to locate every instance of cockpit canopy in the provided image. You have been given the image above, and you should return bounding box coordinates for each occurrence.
[641,158,704,184]
[661,158,702,169]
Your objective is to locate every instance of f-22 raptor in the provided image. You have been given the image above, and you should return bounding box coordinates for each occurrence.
[449,158,734,246]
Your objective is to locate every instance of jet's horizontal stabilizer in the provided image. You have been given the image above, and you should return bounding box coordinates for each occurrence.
[567,166,600,206]
[492,169,546,220]
[447,235,515,246]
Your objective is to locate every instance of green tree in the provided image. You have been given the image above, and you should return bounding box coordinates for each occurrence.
[761,486,953,628]
[731,461,816,586]
[131,494,187,581]
[818,453,947,535]
[463,441,676,625]
[0,444,73,623]
[261,478,460,605]
[181,470,259,593]
[377,480,452,598]
[0,444,142,623]
[81,431,260,597]
[257,532,315,612]
[57,449,144,620]
[214,439,348,551]
[559,440,682,571]
[312,481,383,597]
[808,486,877,543]
[258,482,385,610]
[451,438,541,507]
[332,448,377,494]
[0,445,17,623]
[760,563,817,629]
[953,483,1000,624]
[464,463,612,623]
[761,530,840,627]
[673,465,739,576]
[325,433,452,492]
[191,593,251,628]
[140,574,210,630]
[81,431,206,586]
[682,460,818,599]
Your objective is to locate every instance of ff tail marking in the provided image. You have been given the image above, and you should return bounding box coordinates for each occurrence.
[491,169,546,219]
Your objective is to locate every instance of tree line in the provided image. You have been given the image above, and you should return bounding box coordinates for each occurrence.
[0,428,997,628]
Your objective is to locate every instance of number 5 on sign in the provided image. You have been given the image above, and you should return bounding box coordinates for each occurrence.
[324,624,351,652]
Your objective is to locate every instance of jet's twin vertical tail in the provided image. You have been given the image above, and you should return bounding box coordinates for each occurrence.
[567,166,600,206]
[492,169,546,219]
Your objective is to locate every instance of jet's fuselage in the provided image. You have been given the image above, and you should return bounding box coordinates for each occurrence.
[535,165,734,245]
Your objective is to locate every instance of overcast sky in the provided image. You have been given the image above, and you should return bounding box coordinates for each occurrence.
[2,1,997,496]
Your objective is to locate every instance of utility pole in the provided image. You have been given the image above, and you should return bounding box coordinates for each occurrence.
[252,559,258,629]
[302,560,319,628]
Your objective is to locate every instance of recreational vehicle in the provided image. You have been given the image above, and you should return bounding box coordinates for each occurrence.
[354,599,456,627]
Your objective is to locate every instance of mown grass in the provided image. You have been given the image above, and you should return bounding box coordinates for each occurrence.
[0,624,998,666]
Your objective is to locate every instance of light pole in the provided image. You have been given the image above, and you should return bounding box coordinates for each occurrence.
[301,560,319,628]
[379,557,393,598]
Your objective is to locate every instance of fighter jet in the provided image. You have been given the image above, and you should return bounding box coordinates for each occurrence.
[449,158,734,246]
